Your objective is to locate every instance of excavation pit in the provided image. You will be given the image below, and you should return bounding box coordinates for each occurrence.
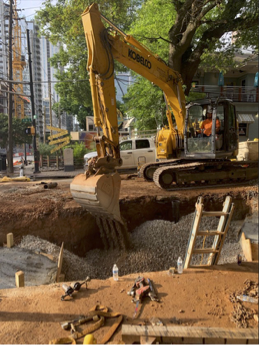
[0,179,257,287]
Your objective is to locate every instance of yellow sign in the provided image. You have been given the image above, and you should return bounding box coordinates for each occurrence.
[47,125,70,153]
[48,137,70,146]
[50,137,70,154]
[48,130,68,140]
[47,125,66,132]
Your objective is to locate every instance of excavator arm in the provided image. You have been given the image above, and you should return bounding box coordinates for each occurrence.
[70,3,186,223]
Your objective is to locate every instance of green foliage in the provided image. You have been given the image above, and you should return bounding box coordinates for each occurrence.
[38,143,56,156]
[66,141,89,166]
[123,76,166,130]
[186,92,207,103]
[35,0,143,129]
[35,0,258,133]
[70,141,88,159]
[122,0,258,128]
[0,113,33,149]
[128,0,176,61]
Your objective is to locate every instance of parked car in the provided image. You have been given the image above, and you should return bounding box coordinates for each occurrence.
[84,137,156,171]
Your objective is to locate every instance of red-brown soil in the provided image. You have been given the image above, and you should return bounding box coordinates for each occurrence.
[0,177,258,344]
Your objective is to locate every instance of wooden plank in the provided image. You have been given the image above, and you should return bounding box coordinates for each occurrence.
[197,231,225,236]
[58,273,65,282]
[188,264,210,268]
[56,242,64,283]
[193,248,219,254]
[214,203,235,265]
[182,337,203,344]
[202,211,229,217]
[121,325,258,342]
[204,338,225,344]
[184,197,204,269]
[140,335,156,344]
[6,233,14,248]
[226,339,247,344]
[240,232,253,261]
[251,243,258,261]
[162,336,183,344]
[207,196,232,265]
[15,271,24,288]
[248,339,259,344]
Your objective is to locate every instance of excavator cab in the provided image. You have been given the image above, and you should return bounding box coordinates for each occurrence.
[184,98,239,160]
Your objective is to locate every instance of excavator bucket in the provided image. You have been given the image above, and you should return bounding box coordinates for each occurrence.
[70,172,122,223]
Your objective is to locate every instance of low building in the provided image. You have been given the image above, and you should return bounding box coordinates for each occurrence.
[192,53,258,142]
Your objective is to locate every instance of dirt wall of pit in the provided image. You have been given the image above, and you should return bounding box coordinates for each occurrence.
[0,182,257,257]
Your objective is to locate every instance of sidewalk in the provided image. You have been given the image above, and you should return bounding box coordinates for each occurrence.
[25,165,84,179]
[1,164,84,180]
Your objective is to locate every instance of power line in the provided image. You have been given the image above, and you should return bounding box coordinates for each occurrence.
[0,39,25,58]
[0,77,89,84]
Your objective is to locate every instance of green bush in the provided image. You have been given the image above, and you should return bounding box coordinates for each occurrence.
[38,143,56,156]
[65,142,89,167]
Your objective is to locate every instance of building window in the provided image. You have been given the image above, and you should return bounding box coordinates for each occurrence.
[239,123,247,136]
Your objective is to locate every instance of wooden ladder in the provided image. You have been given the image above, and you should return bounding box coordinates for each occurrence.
[184,196,235,268]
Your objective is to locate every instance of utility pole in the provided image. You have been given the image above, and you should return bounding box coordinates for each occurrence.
[48,81,53,135]
[43,105,46,143]
[27,29,39,173]
[7,0,13,174]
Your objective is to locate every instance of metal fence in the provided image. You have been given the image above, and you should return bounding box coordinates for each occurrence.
[193,85,258,103]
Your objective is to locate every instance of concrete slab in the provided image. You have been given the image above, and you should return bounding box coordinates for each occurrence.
[0,247,57,289]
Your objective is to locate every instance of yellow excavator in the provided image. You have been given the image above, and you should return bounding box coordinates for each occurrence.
[70,3,257,224]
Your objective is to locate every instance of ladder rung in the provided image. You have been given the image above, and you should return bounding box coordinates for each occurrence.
[197,231,225,236]
[202,211,229,217]
[189,264,211,268]
[193,248,219,254]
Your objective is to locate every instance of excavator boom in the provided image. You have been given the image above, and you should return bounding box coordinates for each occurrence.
[70,3,186,223]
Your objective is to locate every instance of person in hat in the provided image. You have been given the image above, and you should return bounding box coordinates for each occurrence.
[200,106,220,137]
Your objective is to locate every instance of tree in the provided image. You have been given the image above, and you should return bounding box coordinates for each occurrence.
[122,78,166,130]
[0,114,33,150]
[129,0,258,94]
[36,0,258,130]
[122,0,258,129]
[36,0,143,129]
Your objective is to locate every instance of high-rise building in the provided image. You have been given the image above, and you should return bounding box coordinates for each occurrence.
[115,72,135,103]
[23,21,44,141]
[0,0,9,114]
[41,37,68,133]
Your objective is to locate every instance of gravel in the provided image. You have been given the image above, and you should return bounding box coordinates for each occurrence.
[18,213,245,282]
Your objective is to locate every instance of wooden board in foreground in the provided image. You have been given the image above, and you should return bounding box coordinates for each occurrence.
[56,242,64,283]
[121,325,258,344]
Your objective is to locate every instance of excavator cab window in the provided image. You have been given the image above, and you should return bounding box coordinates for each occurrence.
[186,105,213,153]
[215,105,224,150]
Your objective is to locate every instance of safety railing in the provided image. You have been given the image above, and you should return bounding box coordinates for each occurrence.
[192,85,258,103]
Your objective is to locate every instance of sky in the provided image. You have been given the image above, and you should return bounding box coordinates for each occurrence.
[17,0,56,20]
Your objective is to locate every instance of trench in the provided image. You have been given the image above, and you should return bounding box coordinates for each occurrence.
[0,187,258,287]
[18,191,255,257]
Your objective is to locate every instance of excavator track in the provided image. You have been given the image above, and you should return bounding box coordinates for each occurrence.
[153,160,258,191]
[139,159,183,181]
